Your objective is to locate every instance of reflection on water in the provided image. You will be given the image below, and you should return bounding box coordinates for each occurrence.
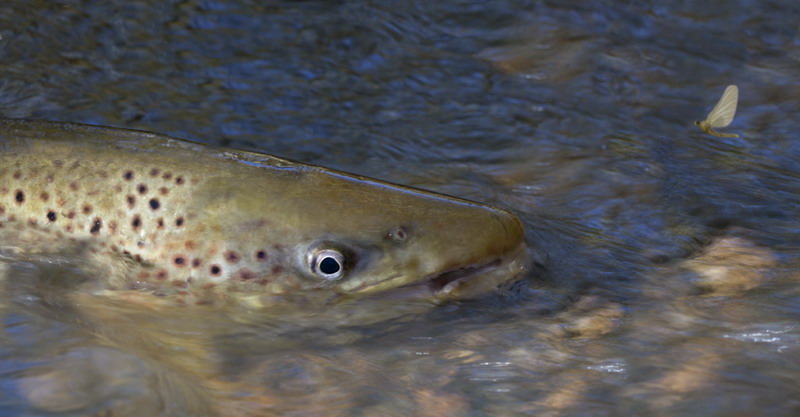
[2,0,800,415]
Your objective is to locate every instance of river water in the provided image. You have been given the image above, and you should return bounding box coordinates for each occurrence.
[1,0,800,416]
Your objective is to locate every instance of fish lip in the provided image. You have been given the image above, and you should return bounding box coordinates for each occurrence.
[416,258,503,295]
[402,241,530,298]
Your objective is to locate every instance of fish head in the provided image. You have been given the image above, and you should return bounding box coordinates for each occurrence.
[203,166,530,301]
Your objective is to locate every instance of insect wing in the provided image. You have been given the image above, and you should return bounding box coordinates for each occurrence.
[706,85,738,128]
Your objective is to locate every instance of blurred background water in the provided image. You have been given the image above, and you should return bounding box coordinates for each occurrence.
[1,0,800,415]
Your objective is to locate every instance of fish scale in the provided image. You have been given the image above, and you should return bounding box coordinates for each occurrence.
[0,119,530,305]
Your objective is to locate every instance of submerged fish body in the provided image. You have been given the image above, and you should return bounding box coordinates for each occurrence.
[0,119,529,304]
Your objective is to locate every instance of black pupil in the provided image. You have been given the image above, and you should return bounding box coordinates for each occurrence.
[319,256,341,275]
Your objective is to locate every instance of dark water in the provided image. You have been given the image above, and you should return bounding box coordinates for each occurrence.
[2,0,800,415]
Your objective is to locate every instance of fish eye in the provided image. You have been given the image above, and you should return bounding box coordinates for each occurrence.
[310,248,346,281]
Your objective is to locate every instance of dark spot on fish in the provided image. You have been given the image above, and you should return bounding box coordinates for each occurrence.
[134,254,143,263]
[14,190,24,204]
[90,218,102,234]
[40,192,49,201]
[162,172,173,180]
[191,258,201,268]
[238,269,255,281]
[176,176,185,185]
[157,218,165,229]
[123,171,134,181]
[66,225,74,233]
[13,171,21,179]
[210,265,221,276]
[174,255,187,267]
[224,250,240,263]
[149,199,160,210]
[149,168,160,177]
[132,215,141,230]
[156,269,168,280]
[67,211,76,219]
[82,204,92,215]
[159,187,169,195]
[137,184,148,194]
[175,217,184,227]
[255,250,268,261]
[70,181,79,191]
[127,195,136,208]
[46,211,57,222]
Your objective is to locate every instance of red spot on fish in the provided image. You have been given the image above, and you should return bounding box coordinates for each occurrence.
[159,187,169,196]
[40,192,49,201]
[70,181,79,191]
[191,258,202,268]
[82,204,92,215]
[224,250,240,263]
[271,266,283,274]
[155,269,168,280]
[238,269,255,281]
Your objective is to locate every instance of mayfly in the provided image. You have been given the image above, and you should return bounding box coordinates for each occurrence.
[695,85,739,138]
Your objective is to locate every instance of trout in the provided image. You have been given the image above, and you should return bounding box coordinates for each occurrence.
[0,120,529,305]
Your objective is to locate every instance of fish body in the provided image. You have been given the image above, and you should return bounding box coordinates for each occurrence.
[695,85,739,138]
[0,120,529,304]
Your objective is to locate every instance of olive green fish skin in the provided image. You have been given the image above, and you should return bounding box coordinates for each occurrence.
[0,119,529,303]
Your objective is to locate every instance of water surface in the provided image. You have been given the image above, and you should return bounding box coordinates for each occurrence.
[1,0,800,415]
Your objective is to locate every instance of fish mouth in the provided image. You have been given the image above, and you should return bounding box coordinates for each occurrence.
[381,242,531,301]
[419,259,502,295]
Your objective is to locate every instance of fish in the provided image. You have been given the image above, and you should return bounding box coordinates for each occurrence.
[0,119,530,305]
[695,85,739,138]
